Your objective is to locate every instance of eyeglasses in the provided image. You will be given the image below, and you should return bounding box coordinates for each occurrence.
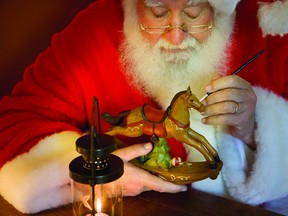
[140,23,213,35]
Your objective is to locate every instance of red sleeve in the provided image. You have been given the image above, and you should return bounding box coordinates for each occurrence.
[284,58,288,99]
[0,0,124,168]
[0,45,87,168]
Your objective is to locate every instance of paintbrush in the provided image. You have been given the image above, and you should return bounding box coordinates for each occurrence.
[199,49,265,102]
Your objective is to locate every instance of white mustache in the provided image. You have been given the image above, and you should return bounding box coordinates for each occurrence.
[151,38,199,64]
[155,37,199,51]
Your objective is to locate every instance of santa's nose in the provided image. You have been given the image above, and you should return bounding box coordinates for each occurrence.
[165,26,189,45]
[164,14,189,45]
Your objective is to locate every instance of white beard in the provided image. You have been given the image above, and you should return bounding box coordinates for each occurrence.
[120,1,234,108]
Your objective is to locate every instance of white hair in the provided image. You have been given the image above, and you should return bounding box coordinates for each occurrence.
[143,0,208,7]
[143,0,163,7]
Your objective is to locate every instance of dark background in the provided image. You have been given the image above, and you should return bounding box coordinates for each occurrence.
[0,0,95,98]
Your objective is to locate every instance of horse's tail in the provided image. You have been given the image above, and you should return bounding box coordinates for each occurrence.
[102,110,130,126]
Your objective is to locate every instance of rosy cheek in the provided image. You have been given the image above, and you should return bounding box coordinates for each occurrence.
[141,31,162,46]
[192,31,211,44]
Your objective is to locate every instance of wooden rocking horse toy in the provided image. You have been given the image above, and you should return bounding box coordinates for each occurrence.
[102,86,222,184]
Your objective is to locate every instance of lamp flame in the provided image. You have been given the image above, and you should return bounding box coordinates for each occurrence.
[96,198,102,213]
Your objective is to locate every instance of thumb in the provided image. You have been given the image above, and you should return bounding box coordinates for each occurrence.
[112,143,152,161]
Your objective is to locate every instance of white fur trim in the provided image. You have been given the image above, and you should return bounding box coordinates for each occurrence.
[258,0,288,36]
[218,86,288,205]
[0,131,81,214]
[208,0,240,15]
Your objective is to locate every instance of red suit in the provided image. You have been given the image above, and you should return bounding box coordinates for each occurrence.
[0,0,287,214]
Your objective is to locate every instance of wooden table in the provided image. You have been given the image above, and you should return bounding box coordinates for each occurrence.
[0,188,280,216]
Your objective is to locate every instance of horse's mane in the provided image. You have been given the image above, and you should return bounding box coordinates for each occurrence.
[169,90,186,107]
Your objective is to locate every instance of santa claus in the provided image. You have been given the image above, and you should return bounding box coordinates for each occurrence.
[0,0,287,214]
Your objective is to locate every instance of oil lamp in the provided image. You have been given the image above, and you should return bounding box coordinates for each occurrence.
[69,97,124,216]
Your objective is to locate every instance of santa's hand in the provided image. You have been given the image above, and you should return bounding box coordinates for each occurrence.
[201,75,257,149]
[112,143,187,196]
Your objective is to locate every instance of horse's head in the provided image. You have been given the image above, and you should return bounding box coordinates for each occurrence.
[182,86,205,112]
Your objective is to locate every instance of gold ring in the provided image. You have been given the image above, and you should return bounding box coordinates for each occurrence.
[234,102,239,114]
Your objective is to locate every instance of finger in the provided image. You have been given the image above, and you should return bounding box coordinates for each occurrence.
[205,75,250,94]
[112,143,152,161]
[205,88,247,105]
[203,101,243,116]
[202,112,243,126]
[202,114,237,126]
[211,73,223,81]
[142,172,187,193]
